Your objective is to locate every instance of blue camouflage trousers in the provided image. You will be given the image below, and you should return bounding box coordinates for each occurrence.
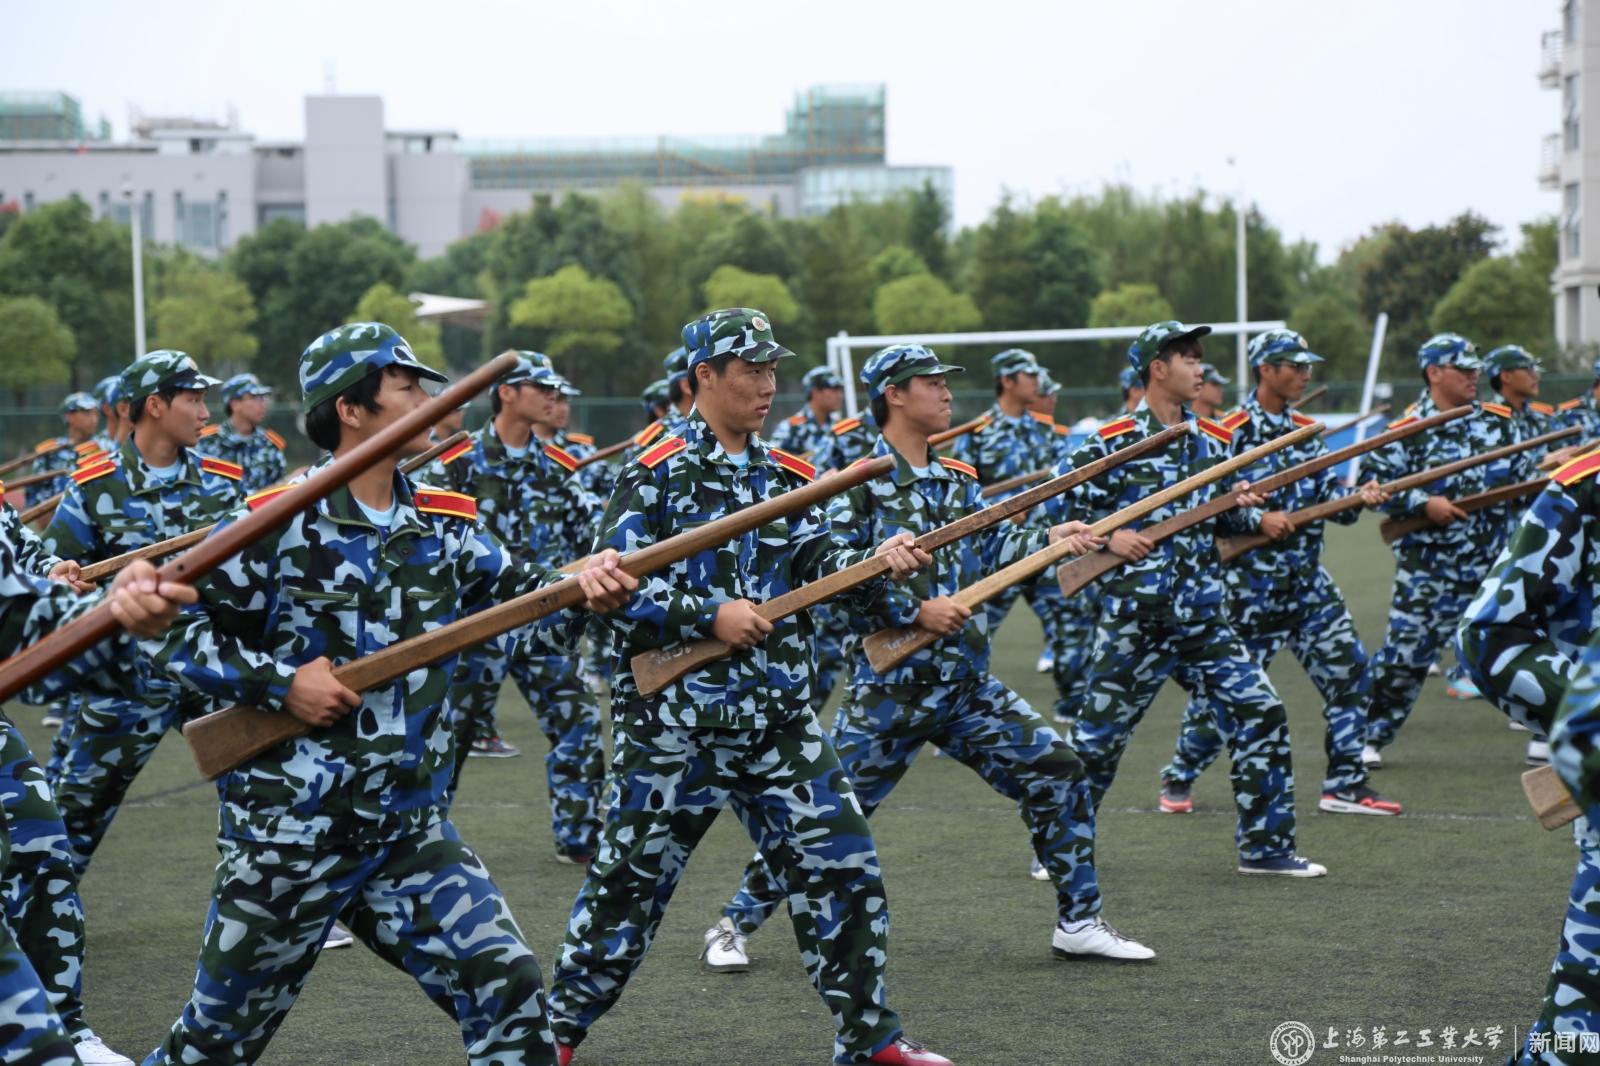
[1513,817,1600,1064]
[1046,588,1102,724]
[1076,610,1298,861]
[1366,563,1483,750]
[0,718,84,1066]
[721,675,1102,935]
[549,713,903,1064]
[811,604,851,713]
[1023,568,1065,652]
[47,687,204,878]
[144,819,556,1066]
[447,641,604,857]
[1163,572,1371,794]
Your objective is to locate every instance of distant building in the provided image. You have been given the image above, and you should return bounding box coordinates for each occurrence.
[1545,2,1600,347]
[0,86,951,259]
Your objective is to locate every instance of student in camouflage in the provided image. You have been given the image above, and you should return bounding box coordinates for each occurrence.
[1360,333,1531,764]
[1456,447,1600,1063]
[1157,329,1401,818]
[1558,356,1600,441]
[1020,368,1074,675]
[548,309,953,1066]
[25,393,102,507]
[771,365,844,456]
[812,407,878,472]
[196,373,286,493]
[138,321,636,1066]
[91,374,125,452]
[705,343,1154,972]
[1193,363,1230,420]
[1044,320,1326,877]
[1119,366,1144,414]
[39,350,243,877]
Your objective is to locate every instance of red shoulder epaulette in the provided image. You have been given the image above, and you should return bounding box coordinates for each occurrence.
[786,413,805,426]
[638,436,686,469]
[1222,410,1251,431]
[1053,423,1070,435]
[833,417,863,436]
[74,449,108,468]
[1387,415,1418,430]
[200,457,243,482]
[633,421,665,448]
[940,458,978,479]
[246,484,292,511]
[439,439,472,466]
[1197,418,1233,446]
[72,460,116,486]
[1530,401,1556,416]
[1555,452,1600,487]
[1560,398,1584,411]
[769,447,816,482]
[1482,402,1512,419]
[1028,411,1055,426]
[263,429,287,449]
[1098,417,1137,441]
[566,432,595,446]
[34,437,62,454]
[544,443,580,473]
[1290,412,1318,429]
[198,425,221,438]
[73,440,101,456]
[414,488,478,521]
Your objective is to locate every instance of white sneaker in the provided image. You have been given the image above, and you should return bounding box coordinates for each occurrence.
[1427,662,1441,676]
[322,922,353,950]
[74,1034,134,1066]
[1527,739,1551,766]
[1509,719,1530,732]
[1035,651,1054,673]
[41,712,62,728]
[1029,856,1051,882]
[1361,744,1383,769]
[1051,916,1155,961]
[700,917,749,973]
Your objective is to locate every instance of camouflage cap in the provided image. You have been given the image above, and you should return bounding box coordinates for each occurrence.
[1126,321,1213,373]
[500,354,551,388]
[221,373,273,404]
[555,374,582,397]
[859,344,965,400]
[990,348,1041,378]
[93,374,122,407]
[518,350,553,371]
[1118,367,1141,392]
[682,308,794,371]
[1482,345,1542,376]
[1417,332,1482,372]
[1036,368,1060,397]
[640,378,670,413]
[120,350,222,404]
[299,322,449,413]
[60,391,98,414]
[1199,363,1231,386]
[663,346,690,386]
[1247,329,1324,369]
[802,365,843,393]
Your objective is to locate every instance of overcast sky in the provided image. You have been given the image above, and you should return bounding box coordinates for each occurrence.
[4,0,1559,261]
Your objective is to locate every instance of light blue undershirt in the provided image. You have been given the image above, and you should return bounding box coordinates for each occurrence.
[355,497,396,531]
[145,461,182,483]
[909,463,931,478]
[726,449,749,468]
[503,441,529,460]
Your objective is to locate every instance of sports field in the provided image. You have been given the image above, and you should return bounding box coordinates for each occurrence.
[18,520,1570,1065]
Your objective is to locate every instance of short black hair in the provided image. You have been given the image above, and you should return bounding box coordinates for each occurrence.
[667,378,686,406]
[1140,339,1203,387]
[490,380,525,417]
[869,393,890,428]
[688,354,737,396]
[128,383,190,425]
[305,369,385,452]
[1488,372,1503,394]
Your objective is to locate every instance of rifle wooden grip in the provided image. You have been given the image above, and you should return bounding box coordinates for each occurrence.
[1524,764,1581,830]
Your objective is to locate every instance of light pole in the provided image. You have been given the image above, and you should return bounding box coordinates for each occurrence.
[1228,158,1247,392]
[123,182,146,356]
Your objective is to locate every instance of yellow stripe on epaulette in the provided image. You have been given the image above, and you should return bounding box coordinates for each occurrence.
[1530,401,1556,416]
[1028,411,1055,426]
[1560,398,1584,411]
[414,488,479,521]
[246,485,292,511]
[638,436,686,469]
[566,432,595,446]
[1554,452,1600,487]
[833,417,863,436]
[263,429,287,449]
[1098,417,1137,441]
[1482,402,1513,419]
[1053,423,1070,435]
[973,413,994,433]
[769,447,816,482]
[940,458,978,479]
[34,438,62,454]
[1290,412,1317,429]
[198,425,221,438]
[72,461,115,486]
[200,457,243,482]
[73,441,101,455]
[1387,415,1418,430]
[439,440,472,466]
[633,421,665,448]
[1197,418,1232,446]
[544,444,580,473]
[786,413,805,426]
[1222,410,1251,431]
[74,450,107,468]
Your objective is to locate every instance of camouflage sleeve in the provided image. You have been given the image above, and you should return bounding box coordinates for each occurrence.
[1054,433,1114,524]
[1551,631,1600,817]
[2,504,60,577]
[263,446,286,488]
[1322,465,1363,527]
[1368,439,1428,518]
[946,428,977,472]
[454,521,588,658]
[565,474,603,565]
[143,520,299,713]
[788,489,878,611]
[40,483,99,564]
[811,434,842,473]
[1457,481,1588,733]
[976,483,1050,578]
[770,420,796,454]
[0,536,127,699]
[826,481,916,627]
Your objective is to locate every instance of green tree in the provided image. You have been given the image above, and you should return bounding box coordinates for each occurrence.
[1287,293,1370,379]
[227,218,308,380]
[905,181,949,279]
[152,269,260,374]
[1429,257,1553,355]
[0,295,74,395]
[508,265,634,376]
[353,282,444,368]
[1357,212,1497,370]
[701,266,800,324]
[969,194,1034,330]
[1088,282,1175,330]
[792,206,873,346]
[687,211,796,293]
[872,274,981,335]
[868,245,928,290]
[1027,199,1102,328]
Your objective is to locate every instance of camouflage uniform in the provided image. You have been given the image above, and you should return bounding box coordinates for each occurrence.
[1362,334,1530,751]
[41,353,241,877]
[1457,451,1600,1061]
[812,413,877,472]
[141,322,575,1066]
[1557,358,1600,443]
[435,363,606,857]
[1043,323,1302,865]
[1163,334,1378,797]
[195,373,286,494]
[720,345,1106,943]
[25,394,100,508]
[550,310,908,1064]
[771,366,844,457]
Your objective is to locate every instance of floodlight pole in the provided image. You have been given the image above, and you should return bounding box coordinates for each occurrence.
[124,183,146,357]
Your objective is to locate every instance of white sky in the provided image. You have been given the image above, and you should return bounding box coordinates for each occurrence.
[3,0,1560,261]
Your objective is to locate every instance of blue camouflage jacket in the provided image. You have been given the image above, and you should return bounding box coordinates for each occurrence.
[770,406,837,457]
[947,404,1054,487]
[812,415,876,472]
[196,420,287,494]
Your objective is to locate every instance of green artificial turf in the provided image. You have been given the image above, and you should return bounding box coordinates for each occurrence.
[18,521,1565,1064]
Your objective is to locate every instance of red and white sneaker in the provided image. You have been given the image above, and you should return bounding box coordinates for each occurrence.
[556,1044,573,1066]
[1319,785,1402,816]
[866,1037,954,1065]
[1158,779,1193,814]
